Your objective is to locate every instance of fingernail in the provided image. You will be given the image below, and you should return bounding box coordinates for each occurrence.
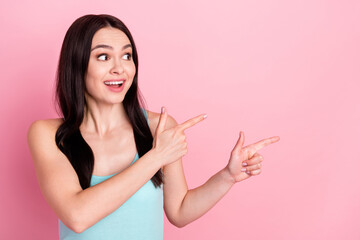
[161,107,164,113]
[242,162,247,166]
[203,114,207,119]
[241,168,247,172]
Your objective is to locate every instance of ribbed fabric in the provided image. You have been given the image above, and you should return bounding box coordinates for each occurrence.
[59,108,164,240]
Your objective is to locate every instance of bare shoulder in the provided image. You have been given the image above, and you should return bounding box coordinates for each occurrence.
[27,118,85,230]
[27,118,63,136]
[145,109,178,136]
[27,118,65,162]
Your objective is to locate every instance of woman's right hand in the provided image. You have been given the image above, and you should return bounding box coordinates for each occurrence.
[152,107,207,167]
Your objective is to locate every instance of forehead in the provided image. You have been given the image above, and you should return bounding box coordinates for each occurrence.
[91,27,131,47]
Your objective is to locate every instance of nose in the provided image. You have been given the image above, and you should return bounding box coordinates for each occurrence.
[110,58,124,75]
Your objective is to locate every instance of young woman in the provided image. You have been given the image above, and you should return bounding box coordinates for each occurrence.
[27,14,280,239]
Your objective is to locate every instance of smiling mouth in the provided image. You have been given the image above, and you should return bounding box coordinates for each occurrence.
[104,80,124,87]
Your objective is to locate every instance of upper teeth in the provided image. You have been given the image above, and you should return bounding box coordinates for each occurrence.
[104,81,124,85]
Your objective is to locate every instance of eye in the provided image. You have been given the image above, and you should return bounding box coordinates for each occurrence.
[123,53,132,60]
[97,54,109,61]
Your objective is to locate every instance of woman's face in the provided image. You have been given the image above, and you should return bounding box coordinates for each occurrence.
[84,27,136,105]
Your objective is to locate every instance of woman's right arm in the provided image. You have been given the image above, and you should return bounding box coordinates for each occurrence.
[27,110,205,233]
[27,119,162,233]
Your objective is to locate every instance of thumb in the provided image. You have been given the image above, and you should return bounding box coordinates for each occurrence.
[233,131,245,152]
[155,106,168,136]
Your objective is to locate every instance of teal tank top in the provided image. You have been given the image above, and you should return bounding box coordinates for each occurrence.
[59,108,164,240]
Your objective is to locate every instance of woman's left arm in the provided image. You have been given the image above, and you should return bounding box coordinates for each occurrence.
[166,131,279,227]
[149,111,280,228]
[170,165,235,228]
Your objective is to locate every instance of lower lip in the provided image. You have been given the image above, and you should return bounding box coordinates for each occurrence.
[105,83,125,92]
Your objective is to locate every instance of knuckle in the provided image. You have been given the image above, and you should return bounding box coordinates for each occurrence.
[240,149,246,157]
[250,147,257,155]
[246,159,254,165]
[245,148,252,159]
[174,126,181,133]
[256,169,262,174]
[172,129,179,137]
[181,135,186,141]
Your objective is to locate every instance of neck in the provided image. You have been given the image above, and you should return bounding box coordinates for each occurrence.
[80,99,130,138]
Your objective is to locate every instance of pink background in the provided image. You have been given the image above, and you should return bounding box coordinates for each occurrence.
[1,0,359,239]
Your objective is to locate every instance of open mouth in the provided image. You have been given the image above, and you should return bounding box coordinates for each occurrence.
[104,80,124,88]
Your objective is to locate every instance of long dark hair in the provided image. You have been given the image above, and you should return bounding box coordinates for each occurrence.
[54,14,163,190]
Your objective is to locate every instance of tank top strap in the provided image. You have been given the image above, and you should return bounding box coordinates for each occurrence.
[141,108,149,125]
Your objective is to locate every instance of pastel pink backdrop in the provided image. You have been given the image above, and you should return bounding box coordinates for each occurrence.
[0,0,359,239]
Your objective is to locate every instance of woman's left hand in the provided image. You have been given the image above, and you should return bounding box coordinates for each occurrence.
[225,131,280,183]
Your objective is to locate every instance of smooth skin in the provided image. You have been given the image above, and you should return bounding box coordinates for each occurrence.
[156,108,280,226]
[27,27,280,233]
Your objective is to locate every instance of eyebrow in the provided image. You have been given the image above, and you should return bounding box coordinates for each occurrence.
[91,43,132,51]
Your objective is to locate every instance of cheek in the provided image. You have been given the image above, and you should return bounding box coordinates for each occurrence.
[126,62,136,77]
[87,61,106,78]
[84,76,96,94]
[84,67,103,93]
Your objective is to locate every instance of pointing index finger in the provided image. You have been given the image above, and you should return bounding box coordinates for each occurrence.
[246,136,280,154]
[177,114,207,132]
